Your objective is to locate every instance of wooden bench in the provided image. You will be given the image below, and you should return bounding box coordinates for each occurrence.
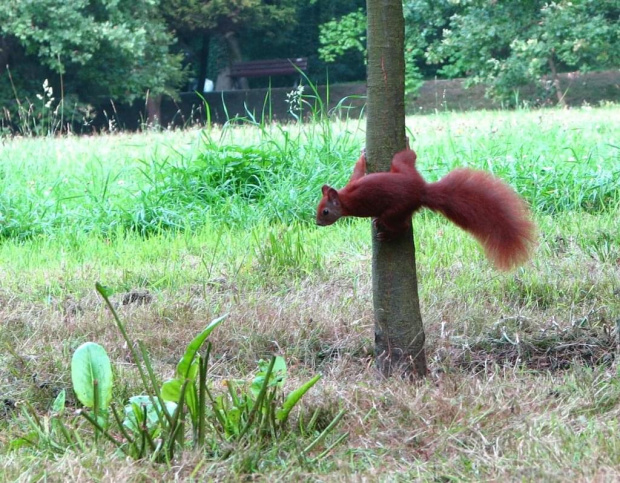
[230,58,308,88]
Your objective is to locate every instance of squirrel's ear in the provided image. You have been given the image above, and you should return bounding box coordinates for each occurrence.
[326,187,340,204]
[321,185,340,204]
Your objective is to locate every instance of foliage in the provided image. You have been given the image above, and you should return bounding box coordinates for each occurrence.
[402,0,459,80]
[238,0,367,86]
[161,0,298,34]
[160,0,301,90]
[0,0,185,105]
[318,7,425,94]
[417,0,620,103]
[1,0,618,116]
[318,9,367,63]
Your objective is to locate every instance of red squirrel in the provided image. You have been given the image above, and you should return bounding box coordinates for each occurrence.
[316,148,535,270]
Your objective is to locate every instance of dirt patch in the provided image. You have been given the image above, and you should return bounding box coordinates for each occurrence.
[122,289,153,306]
[449,319,618,372]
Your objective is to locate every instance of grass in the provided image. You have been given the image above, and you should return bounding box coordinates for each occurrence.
[1,105,620,481]
[1,107,618,240]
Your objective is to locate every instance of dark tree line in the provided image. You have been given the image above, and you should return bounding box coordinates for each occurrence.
[0,0,365,113]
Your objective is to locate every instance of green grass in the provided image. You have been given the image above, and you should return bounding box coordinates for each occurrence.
[1,107,617,240]
[1,105,620,481]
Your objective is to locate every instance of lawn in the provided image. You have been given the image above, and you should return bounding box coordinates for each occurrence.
[1,105,619,481]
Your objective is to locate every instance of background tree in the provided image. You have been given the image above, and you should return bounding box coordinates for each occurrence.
[240,0,366,87]
[421,0,620,104]
[161,0,299,91]
[0,0,185,107]
[402,0,458,81]
[2,0,616,127]
[318,4,431,94]
[318,8,367,64]
[366,0,427,378]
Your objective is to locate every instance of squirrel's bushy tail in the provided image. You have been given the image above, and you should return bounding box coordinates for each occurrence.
[424,169,536,270]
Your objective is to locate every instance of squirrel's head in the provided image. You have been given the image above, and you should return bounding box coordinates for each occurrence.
[316,185,342,226]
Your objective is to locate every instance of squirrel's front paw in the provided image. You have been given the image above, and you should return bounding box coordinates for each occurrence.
[375,231,393,241]
[372,219,394,241]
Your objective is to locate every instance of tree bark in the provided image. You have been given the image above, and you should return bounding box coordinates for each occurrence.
[146,93,162,126]
[548,52,566,107]
[0,39,10,74]
[224,31,248,89]
[366,0,427,378]
[197,33,210,92]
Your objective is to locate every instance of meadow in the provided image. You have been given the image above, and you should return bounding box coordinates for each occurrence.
[1,105,619,481]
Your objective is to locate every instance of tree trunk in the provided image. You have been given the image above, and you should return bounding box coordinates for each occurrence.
[0,38,10,74]
[146,93,162,126]
[224,31,248,89]
[366,0,427,378]
[548,53,566,107]
[197,33,210,92]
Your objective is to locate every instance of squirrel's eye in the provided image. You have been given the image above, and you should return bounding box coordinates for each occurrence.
[322,209,329,216]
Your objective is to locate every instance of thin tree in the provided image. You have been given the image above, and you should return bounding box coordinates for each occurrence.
[366,0,427,378]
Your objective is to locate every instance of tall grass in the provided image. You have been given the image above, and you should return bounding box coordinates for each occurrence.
[1,106,618,241]
[414,107,620,213]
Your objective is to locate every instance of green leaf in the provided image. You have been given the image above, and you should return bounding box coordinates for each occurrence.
[268,356,287,377]
[185,383,198,419]
[123,395,176,434]
[251,356,287,398]
[9,434,37,450]
[161,378,198,418]
[161,378,183,401]
[51,389,66,414]
[175,314,227,380]
[95,282,114,298]
[276,374,322,423]
[71,342,113,410]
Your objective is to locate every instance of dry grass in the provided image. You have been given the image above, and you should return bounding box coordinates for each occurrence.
[2,221,619,481]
